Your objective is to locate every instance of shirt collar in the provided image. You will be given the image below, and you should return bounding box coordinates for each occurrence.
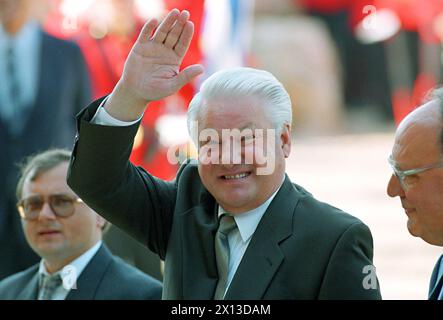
[38,240,102,290]
[218,178,284,243]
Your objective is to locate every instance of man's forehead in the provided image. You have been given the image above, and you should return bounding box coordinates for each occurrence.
[393,117,441,166]
[202,100,268,127]
[23,164,72,194]
[203,122,257,132]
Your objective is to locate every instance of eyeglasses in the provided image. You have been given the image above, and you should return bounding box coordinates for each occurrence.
[388,155,443,190]
[17,194,83,221]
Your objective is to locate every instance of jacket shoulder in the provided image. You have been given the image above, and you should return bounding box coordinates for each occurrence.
[176,158,199,179]
[42,31,82,53]
[0,265,39,299]
[293,183,369,237]
[98,256,162,300]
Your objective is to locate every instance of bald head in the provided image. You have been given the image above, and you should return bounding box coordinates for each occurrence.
[395,98,442,161]
[387,91,443,246]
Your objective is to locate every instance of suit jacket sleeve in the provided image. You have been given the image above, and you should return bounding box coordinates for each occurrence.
[67,98,178,259]
[318,222,382,299]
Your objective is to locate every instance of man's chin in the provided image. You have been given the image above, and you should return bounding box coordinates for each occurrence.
[407,221,422,239]
[409,228,443,246]
[218,197,252,214]
[33,242,65,256]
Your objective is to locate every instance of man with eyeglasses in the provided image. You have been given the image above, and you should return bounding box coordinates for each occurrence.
[387,88,443,300]
[0,149,162,300]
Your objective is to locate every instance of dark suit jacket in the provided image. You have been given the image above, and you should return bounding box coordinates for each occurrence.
[0,244,162,300]
[67,98,382,300]
[429,254,443,300]
[0,28,91,279]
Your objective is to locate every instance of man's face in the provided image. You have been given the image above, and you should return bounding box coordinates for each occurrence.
[0,0,24,24]
[387,101,443,245]
[197,96,291,214]
[21,162,104,262]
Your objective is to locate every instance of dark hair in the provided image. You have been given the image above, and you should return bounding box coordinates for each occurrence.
[16,149,71,200]
[15,149,110,232]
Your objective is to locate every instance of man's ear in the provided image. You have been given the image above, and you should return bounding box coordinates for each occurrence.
[280,124,291,158]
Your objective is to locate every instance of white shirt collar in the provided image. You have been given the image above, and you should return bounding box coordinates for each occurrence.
[38,240,102,290]
[218,177,285,243]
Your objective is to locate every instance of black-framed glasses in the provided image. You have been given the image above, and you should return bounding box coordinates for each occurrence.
[17,194,83,221]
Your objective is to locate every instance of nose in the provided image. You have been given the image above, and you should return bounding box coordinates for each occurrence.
[387,174,404,198]
[38,202,57,220]
[220,140,243,165]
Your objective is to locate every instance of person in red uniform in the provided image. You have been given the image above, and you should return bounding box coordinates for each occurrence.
[351,0,443,125]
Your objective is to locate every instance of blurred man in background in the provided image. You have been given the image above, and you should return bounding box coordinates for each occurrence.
[387,88,443,300]
[0,0,91,279]
[0,149,162,300]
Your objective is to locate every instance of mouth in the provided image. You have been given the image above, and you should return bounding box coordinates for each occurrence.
[220,171,252,181]
[38,230,61,236]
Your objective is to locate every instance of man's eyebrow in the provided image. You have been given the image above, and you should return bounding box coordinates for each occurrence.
[238,123,255,131]
[52,193,76,197]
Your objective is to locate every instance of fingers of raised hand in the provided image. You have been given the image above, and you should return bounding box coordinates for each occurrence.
[137,18,158,43]
[138,9,193,59]
[152,9,181,43]
[164,10,190,49]
[173,21,194,57]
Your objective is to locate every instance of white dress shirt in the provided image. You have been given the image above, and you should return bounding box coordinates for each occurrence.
[91,97,142,126]
[38,241,102,300]
[0,21,41,122]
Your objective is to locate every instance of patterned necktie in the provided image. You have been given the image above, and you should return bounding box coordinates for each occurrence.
[214,214,237,300]
[38,273,63,300]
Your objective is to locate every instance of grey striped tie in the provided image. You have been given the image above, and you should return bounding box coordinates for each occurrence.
[214,214,237,300]
[38,273,63,300]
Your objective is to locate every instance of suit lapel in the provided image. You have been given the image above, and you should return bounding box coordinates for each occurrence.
[429,254,443,300]
[224,176,301,299]
[181,190,219,299]
[66,245,112,300]
[224,224,284,300]
[16,266,39,300]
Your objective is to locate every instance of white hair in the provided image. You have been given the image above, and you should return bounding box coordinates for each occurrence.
[187,67,292,145]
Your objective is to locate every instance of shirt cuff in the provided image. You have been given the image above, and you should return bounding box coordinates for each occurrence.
[91,97,143,126]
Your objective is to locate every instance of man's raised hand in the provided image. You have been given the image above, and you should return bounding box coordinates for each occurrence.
[105,9,204,121]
